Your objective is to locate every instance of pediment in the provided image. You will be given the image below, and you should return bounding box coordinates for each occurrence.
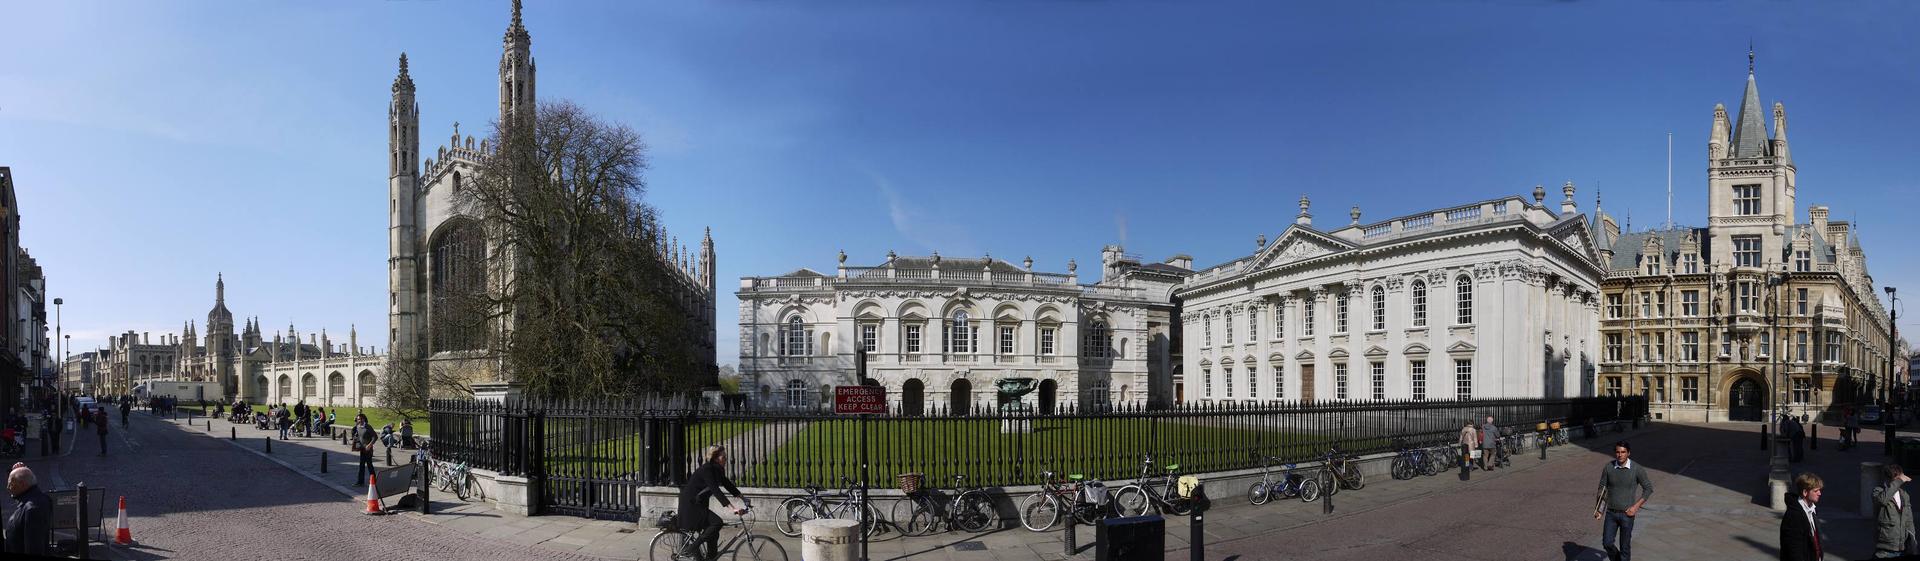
[1268,352,1287,363]
[1294,349,1316,361]
[1250,226,1355,272]
[1328,348,1350,359]
[1550,217,1602,265]
[1403,342,1431,355]
[1363,345,1390,358]
[1446,341,1477,354]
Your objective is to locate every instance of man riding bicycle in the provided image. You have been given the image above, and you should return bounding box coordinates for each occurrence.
[678,445,749,561]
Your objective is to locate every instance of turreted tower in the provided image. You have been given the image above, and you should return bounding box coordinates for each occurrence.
[390,53,422,362]
[699,227,716,292]
[499,0,536,128]
[1707,47,1797,267]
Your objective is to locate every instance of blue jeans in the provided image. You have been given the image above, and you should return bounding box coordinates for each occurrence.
[278,425,289,439]
[1601,511,1634,560]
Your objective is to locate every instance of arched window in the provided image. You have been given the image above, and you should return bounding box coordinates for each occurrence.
[328,372,345,398]
[358,371,376,400]
[1371,286,1386,331]
[301,374,316,398]
[1092,378,1111,405]
[430,219,486,352]
[1085,320,1110,358]
[951,379,973,415]
[1456,275,1474,324]
[277,375,292,401]
[949,311,972,354]
[786,379,807,409]
[783,316,807,356]
[452,171,462,193]
[1411,280,1428,327]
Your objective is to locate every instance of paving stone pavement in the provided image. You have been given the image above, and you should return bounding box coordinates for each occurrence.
[127,411,1920,560]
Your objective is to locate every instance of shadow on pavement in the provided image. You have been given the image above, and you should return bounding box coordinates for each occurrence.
[1732,535,1780,558]
[1559,541,1607,561]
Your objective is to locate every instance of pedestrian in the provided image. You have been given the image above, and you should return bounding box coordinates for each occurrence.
[399,419,415,449]
[1874,464,1915,557]
[1480,415,1500,471]
[120,400,130,429]
[5,463,54,555]
[1780,472,1823,561]
[1789,414,1806,462]
[93,407,108,456]
[277,411,291,440]
[355,418,377,485]
[1458,420,1478,477]
[1846,408,1861,451]
[1594,440,1653,561]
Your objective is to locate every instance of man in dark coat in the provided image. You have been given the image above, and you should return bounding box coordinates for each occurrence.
[678,445,748,561]
[5,463,53,555]
[1780,472,1823,561]
[94,408,109,456]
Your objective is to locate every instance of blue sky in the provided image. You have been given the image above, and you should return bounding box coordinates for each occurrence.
[5,0,1917,366]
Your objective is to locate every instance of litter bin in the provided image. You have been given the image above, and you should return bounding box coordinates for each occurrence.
[1096,514,1164,561]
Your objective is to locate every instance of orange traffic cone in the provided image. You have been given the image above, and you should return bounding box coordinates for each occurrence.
[114,496,133,545]
[364,473,383,515]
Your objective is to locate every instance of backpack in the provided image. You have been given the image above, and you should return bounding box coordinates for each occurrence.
[1176,476,1202,499]
[1078,481,1109,506]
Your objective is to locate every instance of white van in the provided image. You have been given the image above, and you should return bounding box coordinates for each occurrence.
[75,396,97,413]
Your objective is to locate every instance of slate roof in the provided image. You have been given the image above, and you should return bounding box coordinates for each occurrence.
[1602,224,1836,271]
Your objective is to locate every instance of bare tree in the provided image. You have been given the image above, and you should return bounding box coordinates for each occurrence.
[433,100,706,399]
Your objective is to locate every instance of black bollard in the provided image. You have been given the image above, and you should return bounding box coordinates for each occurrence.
[419,453,431,515]
[1762,424,1769,450]
[1188,483,1208,561]
[266,436,272,454]
[386,447,393,466]
[1811,424,1819,450]
[322,451,328,473]
[1886,423,1897,456]
[1323,468,1335,514]
[1062,514,1074,556]
[77,482,90,560]
[231,427,236,441]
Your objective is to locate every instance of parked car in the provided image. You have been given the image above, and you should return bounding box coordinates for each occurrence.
[1861,406,1883,424]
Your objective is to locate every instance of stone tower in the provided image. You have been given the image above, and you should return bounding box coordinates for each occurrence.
[206,273,238,392]
[1707,48,1796,269]
[699,227,716,292]
[390,53,421,362]
[499,0,536,128]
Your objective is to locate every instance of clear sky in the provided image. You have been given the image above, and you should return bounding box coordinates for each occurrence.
[4,0,1917,367]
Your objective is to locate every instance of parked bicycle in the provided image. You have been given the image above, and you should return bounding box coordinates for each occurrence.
[1389,441,1440,480]
[1113,455,1195,517]
[1246,454,1320,505]
[432,460,485,501]
[777,477,880,539]
[1019,470,1116,531]
[891,473,998,535]
[1319,447,1364,495]
[649,511,787,561]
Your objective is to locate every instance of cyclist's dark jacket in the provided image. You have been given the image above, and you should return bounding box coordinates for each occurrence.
[677,461,741,531]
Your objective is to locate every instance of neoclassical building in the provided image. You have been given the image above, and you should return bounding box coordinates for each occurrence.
[1597,58,1892,423]
[1178,192,1605,405]
[386,1,717,392]
[737,249,1183,412]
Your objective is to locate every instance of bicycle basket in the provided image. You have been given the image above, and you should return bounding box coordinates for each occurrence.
[1079,481,1109,506]
[896,472,924,494]
[1176,476,1201,499]
[654,511,677,529]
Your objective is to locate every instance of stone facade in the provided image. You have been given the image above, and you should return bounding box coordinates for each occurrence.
[385,0,717,392]
[1178,192,1605,405]
[1598,58,1893,423]
[737,249,1181,412]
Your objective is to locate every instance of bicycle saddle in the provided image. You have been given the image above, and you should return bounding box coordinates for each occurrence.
[1067,473,1085,481]
[1163,464,1180,471]
[804,484,822,494]
[951,474,966,483]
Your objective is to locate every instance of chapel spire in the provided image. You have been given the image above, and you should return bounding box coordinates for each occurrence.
[500,0,536,127]
[1729,47,1770,159]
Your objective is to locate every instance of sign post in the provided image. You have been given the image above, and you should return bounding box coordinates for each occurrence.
[834,350,884,561]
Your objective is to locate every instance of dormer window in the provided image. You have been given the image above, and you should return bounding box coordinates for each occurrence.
[1683,253,1700,274]
[1794,250,1810,272]
[1644,254,1662,276]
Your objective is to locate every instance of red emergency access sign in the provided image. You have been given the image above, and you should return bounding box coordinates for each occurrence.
[834,386,887,415]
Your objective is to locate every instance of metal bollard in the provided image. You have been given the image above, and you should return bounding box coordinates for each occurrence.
[386,447,393,466]
[1061,513,1074,555]
[77,482,90,560]
[1188,483,1209,561]
[1323,470,1335,514]
[321,451,329,473]
[1886,423,1896,456]
[419,453,431,515]
[1762,424,1770,450]
[266,436,272,454]
[1812,424,1819,450]
[231,427,236,441]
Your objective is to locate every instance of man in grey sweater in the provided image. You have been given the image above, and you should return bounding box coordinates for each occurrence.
[1594,440,1653,561]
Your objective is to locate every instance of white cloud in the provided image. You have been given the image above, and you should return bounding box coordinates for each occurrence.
[868,170,977,255]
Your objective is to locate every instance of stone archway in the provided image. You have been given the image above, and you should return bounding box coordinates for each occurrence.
[902,379,925,417]
[1038,379,1057,414]
[951,379,972,416]
[1727,371,1767,422]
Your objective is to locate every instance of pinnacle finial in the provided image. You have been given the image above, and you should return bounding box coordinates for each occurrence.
[399,53,409,75]
[512,0,523,28]
[1748,41,1755,75]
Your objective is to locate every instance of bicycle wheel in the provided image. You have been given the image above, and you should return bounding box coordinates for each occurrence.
[1247,481,1271,506]
[1341,464,1366,491]
[1018,493,1060,532]
[731,535,788,561]
[905,497,939,536]
[467,472,486,501]
[953,492,998,532]
[1420,455,1440,477]
[648,531,692,561]
[1112,486,1151,517]
[1297,478,1321,503]
[776,498,814,538]
[1164,496,1194,516]
[1390,457,1412,480]
[454,472,471,501]
[1321,470,1338,497]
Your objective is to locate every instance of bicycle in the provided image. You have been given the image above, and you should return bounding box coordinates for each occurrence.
[1113,455,1194,517]
[649,511,787,561]
[893,474,998,535]
[434,460,486,502]
[1389,441,1439,480]
[1319,447,1364,496]
[1019,470,1116,531]
[1246,454,1320,505]
[776,477,880,539]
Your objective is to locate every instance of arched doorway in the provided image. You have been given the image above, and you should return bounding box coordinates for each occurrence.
[951,379,972,416]
[1038,379,1057,414]
[903,379,925,416]
[1730,377,1766,422]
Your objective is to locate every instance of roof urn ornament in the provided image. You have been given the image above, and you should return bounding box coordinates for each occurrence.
[1256,234,1267,249]
[837,250,847,265]
[1068,258,1077,274]
[1023,256,1034,271]
[1350,205,1361,226]
[930,251,941,266]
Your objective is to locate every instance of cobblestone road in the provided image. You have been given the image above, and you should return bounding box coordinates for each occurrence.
[14,409,616,561]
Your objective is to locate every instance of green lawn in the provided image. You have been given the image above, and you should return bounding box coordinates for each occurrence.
[540,419,768,476]
[740,416,1370,489]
